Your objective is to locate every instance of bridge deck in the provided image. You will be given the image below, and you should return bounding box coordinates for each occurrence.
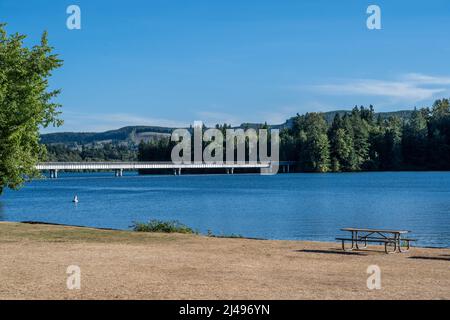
[35,161,295,170]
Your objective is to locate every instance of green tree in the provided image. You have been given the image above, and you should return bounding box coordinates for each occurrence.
[401,108,428,169]
[330,128,354,172]
[295,113,330,172]
[329,114,355,171]
[367,116,384,170]
[431,98,450,119]
[381,116,403,170]
[0,25,62,194]
[350,106,370,170]
[428,99,450,169]
[279,128,297,161]
[138,139,174,162]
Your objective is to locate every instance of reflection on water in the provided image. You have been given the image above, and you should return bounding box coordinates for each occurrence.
[1,171,450,247]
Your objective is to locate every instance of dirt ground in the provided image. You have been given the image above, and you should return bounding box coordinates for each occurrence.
[0,222,449,300]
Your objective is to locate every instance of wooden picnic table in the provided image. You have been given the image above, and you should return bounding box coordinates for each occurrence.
[336,228,416,254]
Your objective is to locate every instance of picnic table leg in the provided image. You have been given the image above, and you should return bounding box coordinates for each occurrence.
[341,239,353,251]
[356,233,368,249]
[397,234,403,253]
[398,235,410,253]
[384,241,397,254]
[352,231,357,250]
[354,231,368,250]
[355,231,362,250]
[350,231,354,249]
[341,239,348,251]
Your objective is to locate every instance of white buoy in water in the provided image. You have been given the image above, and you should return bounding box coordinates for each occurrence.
[72,195,79,203]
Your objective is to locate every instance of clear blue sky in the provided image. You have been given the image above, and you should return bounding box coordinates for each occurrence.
[1,0,449,132]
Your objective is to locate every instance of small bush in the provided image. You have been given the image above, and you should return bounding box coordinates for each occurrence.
[132,220,195,234]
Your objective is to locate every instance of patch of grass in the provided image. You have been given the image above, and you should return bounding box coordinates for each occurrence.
[0,222,184,244]
[132,220,196,234]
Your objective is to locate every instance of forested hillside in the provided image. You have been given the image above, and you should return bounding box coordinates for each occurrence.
[278,100,450,171]
[41,126,173,145]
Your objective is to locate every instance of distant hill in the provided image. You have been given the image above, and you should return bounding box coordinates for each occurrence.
[41,110,414,146]
[41,126,173,146]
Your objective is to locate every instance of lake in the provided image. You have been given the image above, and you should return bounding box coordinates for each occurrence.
[1,172,450,247]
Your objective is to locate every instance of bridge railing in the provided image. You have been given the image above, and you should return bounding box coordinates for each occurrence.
[37,161,296,166]
[35,161,287,170]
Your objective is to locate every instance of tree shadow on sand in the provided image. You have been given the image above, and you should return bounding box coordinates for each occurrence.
[294,249,368,256]
[409,256,450,262]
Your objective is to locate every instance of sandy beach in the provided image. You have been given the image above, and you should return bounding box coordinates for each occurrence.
[0,222,449,300]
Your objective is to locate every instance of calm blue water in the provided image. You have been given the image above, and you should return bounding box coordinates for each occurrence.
[1,172,450,247]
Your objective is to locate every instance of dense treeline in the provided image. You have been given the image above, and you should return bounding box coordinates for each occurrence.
[137,123,271,163]
[280,98,450,172]
[46,143,137,162]
[137,139,174,162]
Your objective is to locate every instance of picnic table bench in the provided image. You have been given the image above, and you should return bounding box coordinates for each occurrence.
[336,228,416,254]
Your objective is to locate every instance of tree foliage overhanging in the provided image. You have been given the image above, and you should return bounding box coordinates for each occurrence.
[0,24,62,194]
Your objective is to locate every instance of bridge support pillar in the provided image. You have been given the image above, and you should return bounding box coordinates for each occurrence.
[115,169,123,177]
[49,169,58,179]
[177,168,181,175]
[230,168,234,174]
[287,165,290,173]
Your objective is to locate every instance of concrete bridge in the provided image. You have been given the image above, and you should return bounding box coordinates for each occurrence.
[35,161,295,178]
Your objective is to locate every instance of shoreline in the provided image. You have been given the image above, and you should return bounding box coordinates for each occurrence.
[1,221,449,299]
[4,220,449,249]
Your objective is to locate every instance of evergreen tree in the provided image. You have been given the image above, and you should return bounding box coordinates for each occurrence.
[296,113,330,172]
[329,114,354,171]
[402,108,428,169]
[428,99,450,169]
[381,117,403,170]
[350,107,370,170]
